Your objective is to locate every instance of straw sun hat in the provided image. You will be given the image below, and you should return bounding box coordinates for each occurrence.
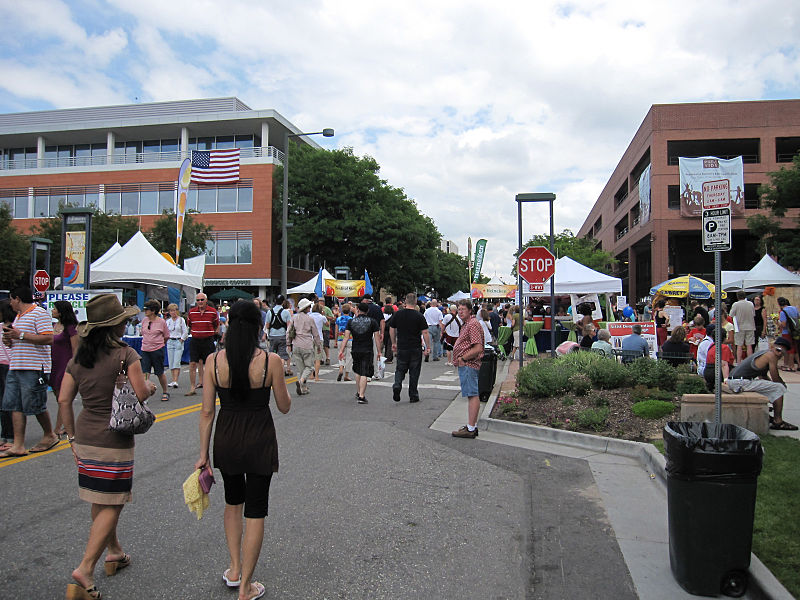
[77,294,140,337]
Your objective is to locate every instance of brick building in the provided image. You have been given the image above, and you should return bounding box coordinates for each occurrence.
[578,99,800,302]
[0,97,321,299]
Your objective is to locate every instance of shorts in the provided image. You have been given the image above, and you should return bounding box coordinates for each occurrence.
[189,337,216,363]
[733,330,755,346]
[166,339,185,370]
[269,335,288,360]
[140,347,165,376]
[458,365,480,398]
[781,333,797,354]
[314,344,326,362]
[220,471,273,519]
[322,329,331,348]
[2,369,49,416]
[351,351,375,378]
[727,377,786,403]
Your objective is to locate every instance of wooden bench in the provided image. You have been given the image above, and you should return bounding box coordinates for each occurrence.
[680,391,770,435]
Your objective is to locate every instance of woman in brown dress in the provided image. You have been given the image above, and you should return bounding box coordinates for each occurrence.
[196,300,291,600]
[58,295,157,600]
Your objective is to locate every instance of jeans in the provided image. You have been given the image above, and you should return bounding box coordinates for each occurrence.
[428,325,442,358]
[393,349,423,400]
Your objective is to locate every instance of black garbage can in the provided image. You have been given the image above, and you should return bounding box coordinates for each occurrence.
[478,347,497,402]
[663,422,763,598]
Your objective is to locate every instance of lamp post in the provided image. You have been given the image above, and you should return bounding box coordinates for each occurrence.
[281,128,335,297]
[515,193,556,365]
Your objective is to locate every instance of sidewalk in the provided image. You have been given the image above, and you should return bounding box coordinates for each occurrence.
[432,356,797,600]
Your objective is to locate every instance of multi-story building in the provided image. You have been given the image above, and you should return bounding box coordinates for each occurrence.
[441,239,459,255]
[578,99,800,302]
[0,97,323,299]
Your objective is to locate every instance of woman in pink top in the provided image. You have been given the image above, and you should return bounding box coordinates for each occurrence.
[140,300,171,401]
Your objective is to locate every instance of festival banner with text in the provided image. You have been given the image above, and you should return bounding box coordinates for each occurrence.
[324,279,366,298]
[470,283,517,299]
[678,156,744,217]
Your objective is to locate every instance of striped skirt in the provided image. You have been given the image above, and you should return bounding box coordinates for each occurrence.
[74,443,134,505]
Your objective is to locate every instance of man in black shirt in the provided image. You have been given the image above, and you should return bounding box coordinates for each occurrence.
[340,302,381,404]
[388,293,432,403]
[362,293,385,371]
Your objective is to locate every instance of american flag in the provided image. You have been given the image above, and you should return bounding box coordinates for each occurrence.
[190,149,240,184]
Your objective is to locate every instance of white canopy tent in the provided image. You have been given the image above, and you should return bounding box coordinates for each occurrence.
[286,268,336,295]
[447,290,470,301]
[724,254,800,290]
[90,231,203,299]
[90,242,122,270]
[547,256,622,296]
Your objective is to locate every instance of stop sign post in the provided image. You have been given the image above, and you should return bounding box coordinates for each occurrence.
[518,246,556,292]
[33,269,50,293]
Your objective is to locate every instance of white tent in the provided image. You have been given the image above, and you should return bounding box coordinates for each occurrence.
[721,270,749,290]
[547,256,622,295]
[724,254,800,290]
[286,268,336,295]
[485,275,508,285]
[90,231,203,295]
[91,241,122,270]
[447,290,470,301]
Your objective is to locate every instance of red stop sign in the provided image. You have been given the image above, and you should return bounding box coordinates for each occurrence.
[33,269,50,292]
[518,247,555,284]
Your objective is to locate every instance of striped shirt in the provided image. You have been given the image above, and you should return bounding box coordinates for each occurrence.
[10,305,53,372]
[187,306,219,339]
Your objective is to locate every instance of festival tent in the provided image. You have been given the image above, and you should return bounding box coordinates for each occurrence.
[286,268,335,295]
[90,241,122,270]
[723,254,800,290]
[447,290,470,301]
[549,256,622,296]
[90,231,203,296]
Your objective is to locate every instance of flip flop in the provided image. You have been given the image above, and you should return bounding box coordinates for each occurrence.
[245,582,265,600]
[0,442,12,452]
[222,568,240,587]
[185,390,197,396]
[28,439,60,453]
[0,449,28,458]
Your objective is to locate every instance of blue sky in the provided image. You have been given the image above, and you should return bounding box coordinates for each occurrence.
[1,0,799,279]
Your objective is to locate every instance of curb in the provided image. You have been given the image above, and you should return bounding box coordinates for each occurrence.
[478,362,794,600]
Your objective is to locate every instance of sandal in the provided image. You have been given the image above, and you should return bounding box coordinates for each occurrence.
[161,393,170,402]
[770,420,799,431]
[222,568,240,587]
[28,438,60,453]
[104,553,131,576]
[66,583,101,599]
[245,582,265,600]
[0,449,28,458]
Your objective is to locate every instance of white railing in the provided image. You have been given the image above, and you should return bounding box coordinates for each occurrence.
[1,146,285,171]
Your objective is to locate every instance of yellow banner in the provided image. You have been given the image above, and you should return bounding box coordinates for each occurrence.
[324,279,365,298]
[470,283,517,299]
[176,158,191,262]
[64,231,86,288]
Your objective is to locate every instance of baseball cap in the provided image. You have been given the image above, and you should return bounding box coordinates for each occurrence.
[773,337,791,350]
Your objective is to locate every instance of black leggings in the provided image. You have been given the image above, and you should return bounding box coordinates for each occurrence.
[220,471,273,518]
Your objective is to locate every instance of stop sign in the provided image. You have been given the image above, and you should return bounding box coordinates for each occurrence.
[518,247,555,284]
[33,269,50,292]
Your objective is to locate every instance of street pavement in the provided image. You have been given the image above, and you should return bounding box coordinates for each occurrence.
[1,354,640,599]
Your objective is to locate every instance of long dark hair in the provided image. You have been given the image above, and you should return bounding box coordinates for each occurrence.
[0,299,15,324]
[75,326,126,369]
[54,301,79,328]
[225,300,262,395]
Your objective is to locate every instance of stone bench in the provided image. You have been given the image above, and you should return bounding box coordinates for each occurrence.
[680,392,769,435]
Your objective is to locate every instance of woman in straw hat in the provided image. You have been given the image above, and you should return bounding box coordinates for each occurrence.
[57,294,157,600]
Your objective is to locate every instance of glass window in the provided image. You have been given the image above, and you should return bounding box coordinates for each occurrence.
[237,187,253,211]
[127,142,142,155]
[197,188,216,213]
[74,145,91,165]
[140,190,158,214]
[15,194,28,218]
[205,240,215,264]
[44,146,57,159]
[217,187,236,212]
[114,142,126,155]
[143,140,160,154]
[235,135,254,149]
[121,191,138,215]
[159,189,174,214]
[35,195,49,217]
[105,191,121,214]
[237,239,252,264]
[216,136,235,149]
[91,144,107,163]
[85,192,99,208]
[183,188,197,212]
[187,138,197,151]
[216,239,236,264]
[57,146,72,159]
[50,192,67,213]
[196,137,214,150]
[161,139,178,153]
[67,193,85,207]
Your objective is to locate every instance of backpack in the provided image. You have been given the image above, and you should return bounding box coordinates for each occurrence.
[270,307,287,331]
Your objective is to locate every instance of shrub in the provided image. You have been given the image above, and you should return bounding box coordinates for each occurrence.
[577,407,609,431]
[627,357,678,390]
[631,386,675,403]
[632,399,676,420]
[594,395,610,407]
[517,358,572,398]
[568,373,592,396]
[676,376,708,395]
[587,359,630,389]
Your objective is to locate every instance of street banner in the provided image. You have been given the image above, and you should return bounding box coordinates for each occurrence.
[607,321,657,359]
[176,158,191,263]
[471,238,487,283]
[64,231,86,288]
[471,283,517,299]
[679,156,744,217]
[324,279,366,298]
[638,164,651,224]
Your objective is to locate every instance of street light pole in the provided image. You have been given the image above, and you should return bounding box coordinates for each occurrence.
[281,128,334,297]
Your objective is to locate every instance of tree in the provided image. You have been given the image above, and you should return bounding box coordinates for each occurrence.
[0,204,29,286]
[275,144,441,295]
[146,210,213,266]
[747,153,800,265]
[511,229,617,276]
[429,249,470,300]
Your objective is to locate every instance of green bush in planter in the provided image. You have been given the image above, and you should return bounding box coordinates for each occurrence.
[676,375,708,395]
[577,407,610,431]
[568,373,592,396]
[517,358,572,398]
[627,357,678,390]
[587,358,630,389]
[632,399,676,419]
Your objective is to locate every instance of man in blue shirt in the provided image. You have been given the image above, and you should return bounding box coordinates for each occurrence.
[621,324,650,361]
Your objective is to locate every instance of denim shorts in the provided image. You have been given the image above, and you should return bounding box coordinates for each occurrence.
[458,365,480,398]
[2,369,49,416]
[140,347,165,376]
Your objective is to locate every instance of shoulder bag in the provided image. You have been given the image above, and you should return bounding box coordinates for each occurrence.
[109,356,156,435]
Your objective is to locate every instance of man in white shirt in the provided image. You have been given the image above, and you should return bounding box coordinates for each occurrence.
[423,299,444,361]
[729,291,756,363]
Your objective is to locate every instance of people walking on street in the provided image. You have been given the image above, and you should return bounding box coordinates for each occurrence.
[382,300,395,363]
[186,293,219,396]
[451,299,486,438]
[286,298,320,395]
[423,299,443,361]
[0,287,57,458]
[267,297,293,376]
[335,303,353,382]
[51,300,79,439]
[195,300,291,600]
[339,302,381,404]
[361,294,385,371]
[388,293,431,403]
[310,304,328,382]
[166,303,188,388]
[442,304,463,366]
[318,298,335,366]
[729,291,756,363]
[57,293,157,600]
[140,300,171,401]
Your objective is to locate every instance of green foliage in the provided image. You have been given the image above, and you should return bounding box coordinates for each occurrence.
[626,357,678,390]
[0,204,29,286]
[631,400,675,420]
[516,357,572,398]
[594,395,610,407]
[568,373,592,396]
[675,375,708,395]
[586,358,630,389]
[431,249,470,299]
[512,229,617,277]
[146,210,213,266]
[630,385,676,403]
[577,407,609,431]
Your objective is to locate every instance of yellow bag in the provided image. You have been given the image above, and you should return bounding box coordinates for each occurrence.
[182,469,210,520]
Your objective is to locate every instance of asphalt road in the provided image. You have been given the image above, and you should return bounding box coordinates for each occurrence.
[0,355,637,599]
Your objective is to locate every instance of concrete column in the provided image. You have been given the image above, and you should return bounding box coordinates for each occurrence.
[37,136,45,168]
[107,131,115,165]
[181,127,189,160]
[261,122,270,156]
[98,184,106,212]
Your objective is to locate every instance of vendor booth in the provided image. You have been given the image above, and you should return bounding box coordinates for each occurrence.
[723,254,800,291]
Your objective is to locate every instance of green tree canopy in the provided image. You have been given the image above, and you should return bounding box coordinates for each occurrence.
[429,249,470,299]
[275,144,441,295]
[747,153,800,265]
[146,210,213,266]
[0,204,29,287]
[511,229,617,276]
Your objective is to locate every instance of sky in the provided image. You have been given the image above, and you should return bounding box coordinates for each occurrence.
[1,0,799,282]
